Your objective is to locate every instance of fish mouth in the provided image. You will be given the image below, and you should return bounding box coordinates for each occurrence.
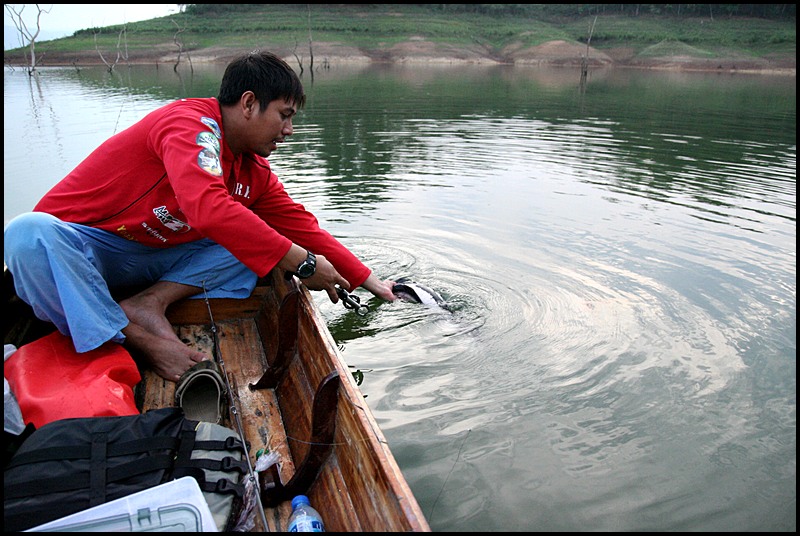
[392,279,446,307]
[392,283,421,303]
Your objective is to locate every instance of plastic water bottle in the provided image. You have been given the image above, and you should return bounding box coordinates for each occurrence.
[287,495,325,532]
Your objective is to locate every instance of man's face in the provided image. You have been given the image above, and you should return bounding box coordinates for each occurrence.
[246,98,297,157]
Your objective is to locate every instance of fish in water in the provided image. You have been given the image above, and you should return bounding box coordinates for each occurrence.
[392,278,447,308]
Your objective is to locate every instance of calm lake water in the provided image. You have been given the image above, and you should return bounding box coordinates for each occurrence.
[4,62,796,532]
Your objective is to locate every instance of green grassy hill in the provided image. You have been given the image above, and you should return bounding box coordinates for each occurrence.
[4,4,795,70]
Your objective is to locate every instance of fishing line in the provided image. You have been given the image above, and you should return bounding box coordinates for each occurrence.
[429,428,471,523]
[112,95,129,135]
[284,435,364,447]
[283,384,378,447]
[202,281,270,532]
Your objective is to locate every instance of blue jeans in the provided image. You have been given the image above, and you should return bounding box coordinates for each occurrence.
[4,212,257,352]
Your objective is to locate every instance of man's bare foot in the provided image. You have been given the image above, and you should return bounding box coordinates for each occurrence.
[119,281,206,381]
[122,320,207,382]
[119,291,181,341]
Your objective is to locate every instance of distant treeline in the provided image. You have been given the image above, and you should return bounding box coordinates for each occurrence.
[181,4,796,20]
[420,4,796,20]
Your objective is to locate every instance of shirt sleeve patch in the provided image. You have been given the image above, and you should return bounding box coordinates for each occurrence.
[196,131,220,154]
[198,148,223,176]
[200,116,222,139]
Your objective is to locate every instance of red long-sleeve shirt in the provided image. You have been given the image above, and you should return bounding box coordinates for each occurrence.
[34,98,370,287]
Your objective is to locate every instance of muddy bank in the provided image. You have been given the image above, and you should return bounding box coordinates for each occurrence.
[6,39,796,75]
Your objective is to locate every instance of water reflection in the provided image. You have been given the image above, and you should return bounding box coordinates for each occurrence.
[4,64,795,532]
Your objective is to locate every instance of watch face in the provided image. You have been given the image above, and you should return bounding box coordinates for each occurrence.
[296,252,316,278]
[297,262,315,278]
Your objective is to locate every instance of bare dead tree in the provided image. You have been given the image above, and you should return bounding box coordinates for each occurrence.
[307,4,314,81]
[171,18,193,74]
[580,16,597,90]
[94,25,129,73]
[5,4,51,75]
[292,38,305,76]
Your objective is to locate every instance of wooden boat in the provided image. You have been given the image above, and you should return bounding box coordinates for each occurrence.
[3,266,431,532]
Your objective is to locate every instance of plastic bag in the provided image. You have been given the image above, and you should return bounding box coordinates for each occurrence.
[4,344,26,435]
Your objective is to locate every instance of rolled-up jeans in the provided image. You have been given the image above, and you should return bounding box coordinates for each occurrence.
[4,212,257,353]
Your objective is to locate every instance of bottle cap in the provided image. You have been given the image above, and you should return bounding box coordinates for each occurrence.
[292,495,311,509]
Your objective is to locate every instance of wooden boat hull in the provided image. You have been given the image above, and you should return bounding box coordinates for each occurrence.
[3,267,431,532]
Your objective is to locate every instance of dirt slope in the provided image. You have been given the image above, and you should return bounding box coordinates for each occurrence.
[10,38,796,75]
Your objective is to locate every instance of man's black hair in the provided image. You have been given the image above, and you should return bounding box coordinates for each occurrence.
[217,51,306,111]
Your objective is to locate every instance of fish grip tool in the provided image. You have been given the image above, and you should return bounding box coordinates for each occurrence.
[336,285,370,316]
[282,271,369,316]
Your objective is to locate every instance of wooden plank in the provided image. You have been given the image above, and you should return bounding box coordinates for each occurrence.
[165,287,271,325]
[215,317,296,532]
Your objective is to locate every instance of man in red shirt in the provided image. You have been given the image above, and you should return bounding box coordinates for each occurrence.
[4,51,396,382]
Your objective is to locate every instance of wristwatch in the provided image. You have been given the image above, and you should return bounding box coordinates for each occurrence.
[295,251,316,279]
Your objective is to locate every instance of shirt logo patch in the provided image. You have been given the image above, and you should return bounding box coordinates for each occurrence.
[198,148,222,176]
[200,116,222,139]
[196,131,220,154]
[153,206,191,233]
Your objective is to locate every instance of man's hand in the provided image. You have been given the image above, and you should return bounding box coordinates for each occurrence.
[360,273,397,302]
[300,253,350,302]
